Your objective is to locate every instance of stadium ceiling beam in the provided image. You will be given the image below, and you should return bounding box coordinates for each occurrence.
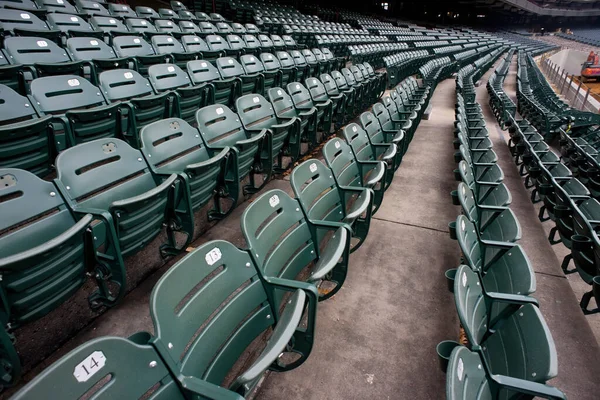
[497,0,600,15]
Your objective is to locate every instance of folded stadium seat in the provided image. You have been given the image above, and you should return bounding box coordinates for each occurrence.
[282,34,298,50]
[242,34,261,56]
[231,22,246,34]
[112,36,167,75]
[457,182,521,243]
[198,21,218,36]
[151,35,198,70]
[243,188,350,301]
[171,0,187,11]
[125,17,160,38]
[236,93,299,172]
[287,81,332,137]
[459,144,498,167]
[323,137,386,213]
[446,344,566,399]
[356,63,380,98]
[305,76,345,128]
[209,12,225,21]
[340,67,368,109]
[0,84,56,176]
[271,34,286,51]
[158,8,177,19]
[320,72,354,123]
[257,34,274,53]
[218,34,243,57]
[108,2,135,18]
[0,168,125,387]
[215,21,232,36]
[56,137,190,263]
[45,13,103,39]
[154,19,182,36]
[301,49,320,77]
[379,96,415,141]
[195,11,210,21]
[444,265,565,399]
[187,59,238,108]
[343,122,396,188]
[10,336,250,398]
[140,118,231,220]
[267,87,317,152]
[240,53,280,92]
[359,111,404,169]
[195,34,229,62]
[89,16,131,41]
[330,70,361,115]
[291,158,373,253]
[135,5,159,19]
[245,23,260,34]
[310,48,330,75]
[455,214,535,297]
[0,9,60,41]
[29,75,122,149]
[259,52,284,88]
[276,50,298,86]
[147,63,208,125]
[3,36,85,79]
[458,159,512,207]
[66,37,129,83]
[395,84,424,113]
[195,104,268,194]
[34,0,77,13]
[320,47,340,70]
[289,50,310,81]
[178,10,198,21]
[217,56,264,96]
[363,61,386,97]
[147,239,315,397]
[98,69,172,147]
[75,0,110,17]
[181,34,208,54]
[370,103,408,152]
[350,64,375,103]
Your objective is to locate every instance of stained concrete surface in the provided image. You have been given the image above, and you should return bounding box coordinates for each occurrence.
[6,58,600,400]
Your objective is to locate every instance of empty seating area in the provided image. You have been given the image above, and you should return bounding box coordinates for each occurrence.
[557,30,600,48]
[1,0,600,398]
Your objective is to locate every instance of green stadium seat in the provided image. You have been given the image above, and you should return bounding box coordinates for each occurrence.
[195,104,267,194]
[320,72,354,123]
[149,239,316,398]
[259,53,283,91]
[65,37,129,82]
[305,76,346,128]
[135,5,159,19]
[55,137,188,259]
[98,69,172,147]
[46,13,103,39]
[76,0,110,17]
[331,70,362,114]
[236,93,299,172]
[151,35,198,70]
[112,36,167,75]
[89,16,130,38]
[458,160,512,207]
[240,54,280,92]
[291,158,373,252]
[323,137,385,213]
[289,50,310,81]
[108,3,135,18]
[0,9,59,41]
[275,50,298,86]
[140,117,232,220]
[187,59,239,108]
[360,110,405,167]
[287,81,332,135]
[217,56,264,96]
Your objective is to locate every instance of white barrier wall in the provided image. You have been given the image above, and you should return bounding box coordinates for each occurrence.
[549,49,589,75]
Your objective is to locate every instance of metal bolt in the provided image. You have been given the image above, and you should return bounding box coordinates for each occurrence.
[245,262,251,267]
[50,191,56,197]
[148,154,152,157]
[24,103,29,107]
[66,186,70,190]
[149,361,157,368]
[138,157,142,162]
[266,314,271,319]
[168,342,173,349]
[93,236,97,240]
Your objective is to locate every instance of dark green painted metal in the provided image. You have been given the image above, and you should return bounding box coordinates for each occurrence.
[149,240,316,397]
[290,158,373,253]
[236,93,299,173]
[323,137,385,214]
[217,56,264,97]
[187,59,238,109]
[287,82,332,136]
[242,188,350,301]
[305,76,345,129]
[195,104,265,194]
[112,36,168,76]
[151,35,198,71]
[359,111,403,171]
[458,160,512,207]
[267,87,317,153]
[275,51,298,87]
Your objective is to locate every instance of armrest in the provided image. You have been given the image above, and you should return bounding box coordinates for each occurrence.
[236,129,266,146]
[341,188,372,222]
[0,214,93,269]
[185,146,230,172]
[234,289,306,386]
[111,174,177,209]
[310,219,353,233]
[486,292,539,307]
[310,226,349,280]
[491,375,567,400]
[180,376,244,400]
[480,239,516,249]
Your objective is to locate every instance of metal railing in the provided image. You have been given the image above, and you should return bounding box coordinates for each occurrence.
[538,55,600,113]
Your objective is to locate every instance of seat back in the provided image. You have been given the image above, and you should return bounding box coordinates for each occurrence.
[455,215,483,271]
[305,77,329,102]
[323,137,362,188]
[178,20,200,33]
[198,21,217,34]
[171,0,186,10]
[46,13,95,34]
[135,5,158,19]
[320,73,340,96]
[148,63,190,92]
[112,36,155,58]
[301,48,317,64]
[245,23,259,33]
[90,16,127,33]
[290,50,307,67]
[236,93,277,131]
[372,102,395,131]
[108,3,135,17]
[287,82,315,110]
[206,34,229,51]
[276,51,295,69]
[36,0,77,13]
[258,34,274,49]
[187,59,221,84]
[457,182,480,223]
[181,35,209,53]
[0,84,38,124]
[242,34,261,51]
[343,123,377,163]
[271,34,285,49]
[66,37,117,61]
[216,56,244,78]
[4,37,70,65]
[158,8,177,19]
[260,53,281,71]
[359,111,386,145]
[290,158,343,223]
[30,75,106,115]
[151,35,185,55]
[99,69,153,101]
[216,22,232,34]
[154,19,181,34]
[267,87,299,119]
[195,104,247,147]
[76,0,110,16]
[331,70,350,90]
[341,67,358,86]
[11,336,186,399]
[125,18,157,34]
[239,54,264,75]
[242,189,317,288]
[0,9,49,33]
[149,240,273,385]
[225,34,244,51]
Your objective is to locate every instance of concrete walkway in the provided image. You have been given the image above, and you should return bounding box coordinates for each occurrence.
[258,78,462,399]
[479,56,600,399]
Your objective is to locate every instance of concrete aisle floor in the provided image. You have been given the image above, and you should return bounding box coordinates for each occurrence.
[478,57,600,399]
[258,78,462,399]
